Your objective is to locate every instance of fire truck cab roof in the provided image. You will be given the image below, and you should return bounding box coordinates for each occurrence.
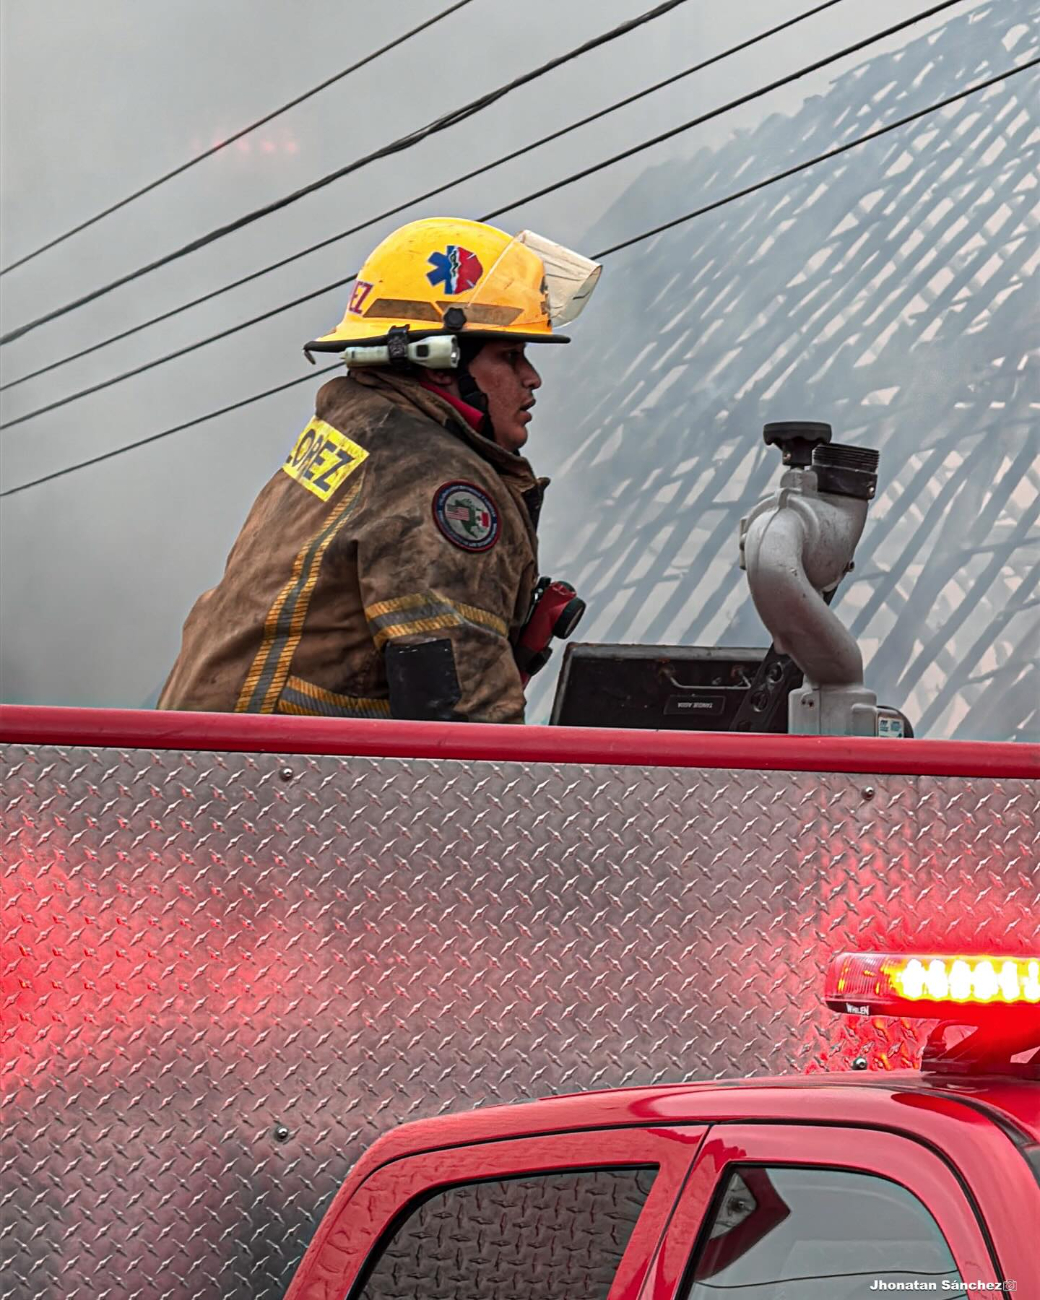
[287,953,1039,1299]
[345,1070,1040,1172]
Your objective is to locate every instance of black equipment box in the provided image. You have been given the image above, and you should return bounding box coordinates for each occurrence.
[549,643,799,733]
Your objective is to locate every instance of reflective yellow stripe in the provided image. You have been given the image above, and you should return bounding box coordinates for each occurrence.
[448,598,508,635]
[236,477,365,713]
[364,593,427,620]
[371,612,460,650]
[363,590,508,649]
[284,675,390,714]
[275,698,391,719]
[235,549,312,713]
[276,699,326,717]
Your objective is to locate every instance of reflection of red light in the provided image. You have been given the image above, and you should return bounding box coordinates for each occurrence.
[1,818,348,1093]
[196,132,298,158]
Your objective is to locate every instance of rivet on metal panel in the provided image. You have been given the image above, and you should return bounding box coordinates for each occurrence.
[861,786,876,800]
[279,767,294,782]
[273,1124,291,1143]
[851,1057,869,1071]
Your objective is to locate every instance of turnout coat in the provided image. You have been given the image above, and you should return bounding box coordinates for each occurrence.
[158,370,544,723]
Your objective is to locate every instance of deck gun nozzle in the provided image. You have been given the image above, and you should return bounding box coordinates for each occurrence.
[739,422,909,738]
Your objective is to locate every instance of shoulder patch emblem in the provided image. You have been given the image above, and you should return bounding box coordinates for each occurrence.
[432,482,500,552]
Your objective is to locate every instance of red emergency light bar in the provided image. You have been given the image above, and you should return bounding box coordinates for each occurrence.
[825,952,1040,1018]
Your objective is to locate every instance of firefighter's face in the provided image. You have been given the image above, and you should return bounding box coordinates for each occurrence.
[468,340,542,453]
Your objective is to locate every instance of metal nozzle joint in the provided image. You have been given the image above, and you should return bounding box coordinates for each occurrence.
[813,443,880,500]
[763,421,833,467]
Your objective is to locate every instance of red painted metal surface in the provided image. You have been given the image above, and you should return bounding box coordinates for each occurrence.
[284,1125,708,1300]
[286,1079,1040,1299]
[324,1076,1040,1186]
[2,704,1037,777]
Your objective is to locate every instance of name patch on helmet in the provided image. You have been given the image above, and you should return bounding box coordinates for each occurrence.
[283,419,368,501]
[427,245,483,295]
[433,482,500,552]
[347,280,374,315]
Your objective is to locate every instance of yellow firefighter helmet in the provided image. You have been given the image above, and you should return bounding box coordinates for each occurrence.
[305,217,601,354]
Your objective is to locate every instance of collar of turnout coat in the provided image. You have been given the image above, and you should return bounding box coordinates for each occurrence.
[346,368,549,493]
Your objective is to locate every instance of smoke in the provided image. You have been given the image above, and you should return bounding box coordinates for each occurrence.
[1,0,1035,739]
[527,2,1040,740]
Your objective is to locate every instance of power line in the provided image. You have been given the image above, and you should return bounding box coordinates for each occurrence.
[0,0,850,396]
[3,55,1031,501]
[592,57,1039,257]
[0,366,341,498]
[0,1,476,279]
[0,274,361,428]
[478,0,967,223]
[0,0,691,347]
[0,0,968,430]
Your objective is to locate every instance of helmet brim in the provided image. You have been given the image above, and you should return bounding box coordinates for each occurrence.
[304,328,571,354]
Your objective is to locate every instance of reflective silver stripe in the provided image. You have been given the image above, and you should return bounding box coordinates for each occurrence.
[366,600,457,634]
[365,593,509,646]
[277,679,390,719]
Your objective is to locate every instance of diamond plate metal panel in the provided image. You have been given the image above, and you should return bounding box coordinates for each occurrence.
[2,743,1037,1298]
[357,1166,656,1300]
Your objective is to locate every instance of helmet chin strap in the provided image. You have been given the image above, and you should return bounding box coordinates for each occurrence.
[455,349,495,443]
[420,341,495,442]
[438,310,494,442]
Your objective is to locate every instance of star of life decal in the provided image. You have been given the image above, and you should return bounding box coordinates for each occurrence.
[426,245,483,295]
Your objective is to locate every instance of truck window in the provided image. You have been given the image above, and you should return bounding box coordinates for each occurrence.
[351,1165,657,1300]
[680,1165,966,1300]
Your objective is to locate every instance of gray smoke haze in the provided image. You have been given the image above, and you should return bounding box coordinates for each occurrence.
[1,0,1036,737]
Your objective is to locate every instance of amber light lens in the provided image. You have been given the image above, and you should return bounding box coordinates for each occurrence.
[825,952,1040,1015]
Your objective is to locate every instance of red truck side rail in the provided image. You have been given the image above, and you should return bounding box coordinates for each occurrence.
[1,704,1036,777]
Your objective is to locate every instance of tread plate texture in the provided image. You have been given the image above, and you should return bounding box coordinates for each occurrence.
[2,742,1037,1297]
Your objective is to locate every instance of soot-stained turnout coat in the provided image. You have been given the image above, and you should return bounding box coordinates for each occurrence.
[157,370,544,723]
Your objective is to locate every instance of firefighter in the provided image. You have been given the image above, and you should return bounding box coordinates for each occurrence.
[157,217,600,723]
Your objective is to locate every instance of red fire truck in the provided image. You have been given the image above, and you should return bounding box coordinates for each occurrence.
[1,703,1037,1299]
[284,951,1039,1300]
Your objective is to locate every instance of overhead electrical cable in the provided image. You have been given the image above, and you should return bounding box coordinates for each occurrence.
[0,1,477,278]
[0,367,341,498]
[592,57,1038,256]
[0,0,850,395]
[0,0,691,346]
[0,0,969,430]
[2,55,1031,500]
